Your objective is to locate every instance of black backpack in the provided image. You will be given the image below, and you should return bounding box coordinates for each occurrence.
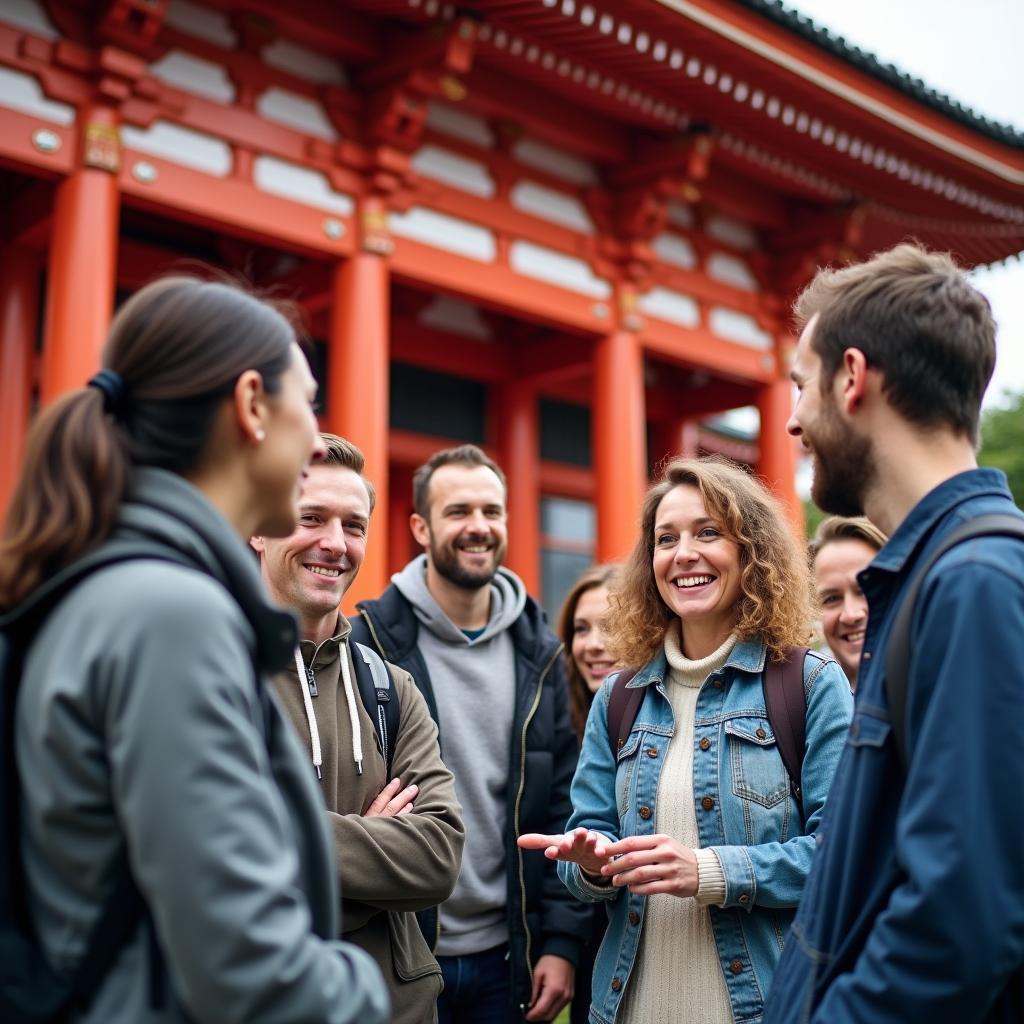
[607,646,810,800]
[0,545,198,1023]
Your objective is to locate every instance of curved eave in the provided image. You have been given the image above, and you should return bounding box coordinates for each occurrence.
[731,0,1024,151]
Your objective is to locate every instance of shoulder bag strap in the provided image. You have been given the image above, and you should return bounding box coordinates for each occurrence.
[352,642,401,778]
[885,513,1024,768]
[763,646,809,801]
[605,668,642,755]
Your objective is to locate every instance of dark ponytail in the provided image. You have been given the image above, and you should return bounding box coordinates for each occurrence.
[0,276,297,607]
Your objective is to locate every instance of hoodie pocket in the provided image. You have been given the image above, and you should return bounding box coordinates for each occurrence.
[388,910,442,982]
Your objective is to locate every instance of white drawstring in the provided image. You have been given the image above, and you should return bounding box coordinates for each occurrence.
[293,647,322,780]
[339,643,364,775]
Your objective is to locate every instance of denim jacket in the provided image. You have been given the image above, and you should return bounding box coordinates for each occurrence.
[764,469,1024,1024]
[559,638,852,1024]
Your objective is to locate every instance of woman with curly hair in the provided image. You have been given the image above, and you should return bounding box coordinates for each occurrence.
[521,456,852,1024]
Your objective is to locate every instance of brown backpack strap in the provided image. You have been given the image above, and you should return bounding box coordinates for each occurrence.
[606,668,643,755]
[762,647,808,801]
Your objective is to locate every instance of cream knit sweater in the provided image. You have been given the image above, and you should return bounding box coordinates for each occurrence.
[619,624,735,1024]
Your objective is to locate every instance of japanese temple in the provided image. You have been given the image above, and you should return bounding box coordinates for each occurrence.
[1,0,1022,613]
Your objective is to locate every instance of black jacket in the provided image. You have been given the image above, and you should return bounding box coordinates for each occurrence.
[351,583,590,1018]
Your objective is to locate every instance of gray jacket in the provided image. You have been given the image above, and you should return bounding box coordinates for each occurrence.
[15,467,389,1024]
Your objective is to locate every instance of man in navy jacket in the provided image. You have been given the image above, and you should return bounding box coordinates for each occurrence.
[764,243,1024,1023]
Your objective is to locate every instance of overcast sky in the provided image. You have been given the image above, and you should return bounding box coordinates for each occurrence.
[784,0,1024,407]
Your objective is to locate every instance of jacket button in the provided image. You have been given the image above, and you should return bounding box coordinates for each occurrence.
[628,910,640,925]
[611,978,622,992]
[699,737,711,751]
[755,727,766,739]
[714,680,723,689]
[646,747,658,758]
[730,960,743,974]
[738,893,750,904]
[639,805,652,819]
[862,651,872,661]
[701,796,714,811]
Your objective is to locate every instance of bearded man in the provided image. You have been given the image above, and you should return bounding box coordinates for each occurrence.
[351,444,588,1024]
[764,244,1024,1024]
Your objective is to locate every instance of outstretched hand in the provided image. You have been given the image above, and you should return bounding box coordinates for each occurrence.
[517,827,613,877]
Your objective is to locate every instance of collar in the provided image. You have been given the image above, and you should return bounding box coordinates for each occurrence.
[297,612,352,667]
[867,468,1012,576]
[626,634,767,687]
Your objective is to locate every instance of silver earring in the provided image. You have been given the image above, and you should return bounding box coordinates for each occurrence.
[255,429,266,442]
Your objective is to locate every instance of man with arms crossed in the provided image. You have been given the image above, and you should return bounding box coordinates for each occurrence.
[764,244,1024,1022]
[253,433,465,1024]
[351,444,589,1023]
[808,516,886,690]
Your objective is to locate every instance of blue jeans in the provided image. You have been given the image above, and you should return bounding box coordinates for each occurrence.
[437,944,512,1024]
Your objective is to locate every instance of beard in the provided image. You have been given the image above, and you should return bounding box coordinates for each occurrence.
[429,535,507,591]
[806,396,876,517]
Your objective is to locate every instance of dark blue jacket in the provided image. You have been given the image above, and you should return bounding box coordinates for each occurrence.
[351,583,589,1019]
[764,468,1024,1023]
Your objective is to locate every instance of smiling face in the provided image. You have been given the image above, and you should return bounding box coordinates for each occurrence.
[571,585,615,693]
[787,316,875,517]
[412,463,508,590]
[254,463,371,642]
[652,484,743,655]
[814,537,875,687]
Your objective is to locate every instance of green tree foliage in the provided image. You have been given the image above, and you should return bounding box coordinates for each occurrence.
[979,390,1024,507]
[804,497,826,538]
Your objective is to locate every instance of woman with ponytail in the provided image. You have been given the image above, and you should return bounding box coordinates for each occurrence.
[2,277,388,1023]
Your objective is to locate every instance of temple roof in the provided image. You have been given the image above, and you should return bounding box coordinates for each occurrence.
[737,0,1024,150]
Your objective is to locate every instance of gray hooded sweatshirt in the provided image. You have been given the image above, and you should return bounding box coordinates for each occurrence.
[392,555,527,957]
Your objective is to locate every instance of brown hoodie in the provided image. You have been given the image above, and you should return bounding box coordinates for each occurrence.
[272,613,464,1024]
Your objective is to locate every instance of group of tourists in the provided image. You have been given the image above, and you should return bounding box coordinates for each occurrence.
[1,241,1021,1024]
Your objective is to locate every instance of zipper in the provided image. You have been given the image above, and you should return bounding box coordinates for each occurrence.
[364,610,443,953]
[514,644,563,989]
[360,613,389,662]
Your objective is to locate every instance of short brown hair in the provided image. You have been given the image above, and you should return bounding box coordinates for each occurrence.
[557,564,621,739]
[319,432,375,512]
[607,456,813,667]
[412,444,506,518]
[808,515,887,565]
[794,243,995,445]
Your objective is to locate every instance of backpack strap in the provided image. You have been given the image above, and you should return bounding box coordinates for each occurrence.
[762,647,809,802]
[351,642,401,778]
[885,513,1024,768]
[606,668,643,755]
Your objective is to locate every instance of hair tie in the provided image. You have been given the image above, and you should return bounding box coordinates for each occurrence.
[87,369,128,415]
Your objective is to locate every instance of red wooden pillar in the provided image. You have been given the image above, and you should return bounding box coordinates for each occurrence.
[649,417,698,473]
[41,106,120,405]
[329,201,391,612]
[593,329,647,562]
[680,419,700,458]
[499,377,541,595]
[757,377,802,535]
[388,466,413,577]
[0,249,39,516]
